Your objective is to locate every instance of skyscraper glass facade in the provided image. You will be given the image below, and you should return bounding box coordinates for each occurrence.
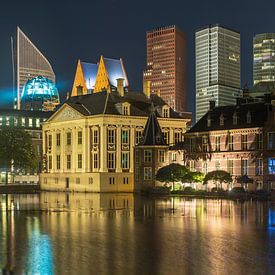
[195,25,241,121]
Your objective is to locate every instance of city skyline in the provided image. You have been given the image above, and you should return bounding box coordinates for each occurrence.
[0,0,275,114]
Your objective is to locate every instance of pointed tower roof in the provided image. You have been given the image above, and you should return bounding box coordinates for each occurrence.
[94,55,111,92]
[140,104,166,146]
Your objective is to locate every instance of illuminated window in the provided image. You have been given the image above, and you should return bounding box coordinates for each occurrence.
[158,150,165,163]
[163,107,170,118]
[108,152,116,170]
[28,118,32,127]
[121,152,129,169]
[268,158,275,174]
[123,177,129,184]
[123,104,130,115]
[174,132,181,144]
[255,159,263,175]
[135,130,143,145]
[0,117,2,126]
[67,155,71,169]
[78,131,82,145]
[67,132,72,145]
[144,167,152,180]
[241,159,248,175]
[108,129,115,144]
[144,150,152,162]
[228,134,234,151]
[215,136,220,151]
[172,152,176,162]
[56,155,60,170]
[163,131,169,145]
[56,133,61,146]
[122,129,129,144]
[36,118,40,128]
[78,154,82,169]
[6,117,10,126]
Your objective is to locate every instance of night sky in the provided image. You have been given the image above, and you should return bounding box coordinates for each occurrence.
[0,0,275,113]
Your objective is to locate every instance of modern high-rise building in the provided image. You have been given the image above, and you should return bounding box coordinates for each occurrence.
[143,25,187,113]
[13,27,56,110]
[253,33,275,86]
[195,25,241,121]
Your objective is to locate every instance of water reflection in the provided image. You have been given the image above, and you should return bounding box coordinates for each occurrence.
[0,193,274,274]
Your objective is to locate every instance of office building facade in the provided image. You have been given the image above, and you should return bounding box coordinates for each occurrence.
[253,33,275,86]
[143,25,187,113]
[14,27,56,110]
[195,25,241,121]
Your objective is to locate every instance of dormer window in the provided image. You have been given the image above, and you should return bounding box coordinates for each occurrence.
[220,114,224,126]
[162,105,170,118]
[247,111,251,124]
[207,115,211,127]
[233,112,238,125]
[122,102,130,116]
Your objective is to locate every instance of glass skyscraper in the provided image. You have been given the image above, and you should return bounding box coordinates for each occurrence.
[195,25,241,121]
[14,27,56,110]
[253,33,275,86]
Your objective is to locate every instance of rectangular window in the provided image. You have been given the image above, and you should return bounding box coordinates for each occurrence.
[48,155,52,170]
[227,159,233,175]
[121,152,129,169]
[215,136,221,151]
[107,152,116,169]
[135,130,143,145]
[28,118,33,127]
[123,177,129,184]
[93,153,98,169]
[228,135,234,151]
[190,138,196,152]
[108,129,115,144]
[171,152,176,162]
[76,177,80,184]
[36,118,40,128]
[14,117,18,126]
[78,131,82,145]
[89,177,93,184]
[174,132,181,144]
[202,136,208,152]
[67,132,72,145]
[122,129,129,144]
[109,177,115,184]
[202,162,208,174]
[5,117,10,126]
[123,106,129,115]
[255,158,263,175]
[22,117,25,127]
[144,167,152,180]
[158,150,165,163]
[56,133,61,147]
[241,134,248,150]
[144,150,152,162]
[56,155,61,170]
[93,129,99,144]
[48,134,52,148]
[67,155,71,170]
[268,158,275,174]
[256,133,263,150]
[268,132,275,149]
[241,159,248,175]
[78,154,82,169]
[163,108,169,118]
[163,132,169,145]
[0,117,2,126]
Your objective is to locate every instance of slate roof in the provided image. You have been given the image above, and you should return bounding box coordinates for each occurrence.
[62,91,191,119]
[81,62,98,90]
[139,106,166,146]
[188,102,270,133]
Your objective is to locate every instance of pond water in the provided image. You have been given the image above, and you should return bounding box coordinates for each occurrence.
[0,193,275,274]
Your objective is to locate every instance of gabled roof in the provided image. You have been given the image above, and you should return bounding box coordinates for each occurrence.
[139,106,166,146]
[188,102,269,133]
[80,62,98,90]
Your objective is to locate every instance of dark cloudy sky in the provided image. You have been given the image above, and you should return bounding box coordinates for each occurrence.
[0,0,275,112]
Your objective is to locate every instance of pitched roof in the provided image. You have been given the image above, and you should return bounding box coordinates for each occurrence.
[58,91,191,119]
[80,62,98,90]
[139,106,166,146]
[188,102,269,133]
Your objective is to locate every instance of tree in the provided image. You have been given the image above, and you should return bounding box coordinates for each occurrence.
[203,170,232,190]
[156,163,183,190]
[236,175,253,190]
[0,127,37,184]
[190,171,205,184]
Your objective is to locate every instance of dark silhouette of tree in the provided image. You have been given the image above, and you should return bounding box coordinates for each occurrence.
[0,127,37,184]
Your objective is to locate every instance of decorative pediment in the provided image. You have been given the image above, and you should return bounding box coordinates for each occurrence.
[48,105,84,122]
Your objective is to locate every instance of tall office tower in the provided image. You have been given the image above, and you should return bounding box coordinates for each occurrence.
[253,33,275,86]
[195,25,241,121]
[13,27,56,110]
[143,25,187,113]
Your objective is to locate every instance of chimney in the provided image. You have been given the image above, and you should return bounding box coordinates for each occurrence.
[209,100,215,111]
[116,78,124,97]
[143,80,151,98]
[76,85,83,96]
